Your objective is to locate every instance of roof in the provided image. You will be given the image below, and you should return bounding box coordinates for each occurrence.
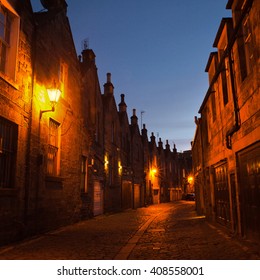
[213,17,233,48]
[226,0,233,9]
[205,52,218,72]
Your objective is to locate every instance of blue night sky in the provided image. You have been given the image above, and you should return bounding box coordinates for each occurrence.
[31,0,231,152]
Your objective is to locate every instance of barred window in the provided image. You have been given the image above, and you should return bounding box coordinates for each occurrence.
[47,119,60,176]
[0,116,18,188]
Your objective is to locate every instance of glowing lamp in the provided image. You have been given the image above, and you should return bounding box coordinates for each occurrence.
[40,86,61,119]
[150,168,157,176]
[188,176,194,184]
[47,88,61,105]
[118,161,123,175]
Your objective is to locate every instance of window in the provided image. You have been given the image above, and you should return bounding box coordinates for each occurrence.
[80,156,88,192]
[211,89,216,122]
[243,15,254,75]
[237,13,254,81]
[0,2,19,80]
[220,52,229,106]
[59,61,68,97]
[0,116,18,188]
[47,119,61,176]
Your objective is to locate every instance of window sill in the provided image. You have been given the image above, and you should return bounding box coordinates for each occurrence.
[0,72,19,90]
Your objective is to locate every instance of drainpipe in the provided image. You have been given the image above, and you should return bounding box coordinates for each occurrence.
[23,15,38,226]
[225,0,254,149]
[225,50,240,149]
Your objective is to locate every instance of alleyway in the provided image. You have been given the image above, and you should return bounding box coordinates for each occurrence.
[0,201,259,260]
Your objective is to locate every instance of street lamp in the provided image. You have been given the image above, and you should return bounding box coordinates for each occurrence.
[188,175,194,184]
[40,85,61,119]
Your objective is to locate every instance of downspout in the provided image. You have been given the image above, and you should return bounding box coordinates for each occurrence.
[226,50,240,149]
[23,16,37,226]
[225,0,254,149]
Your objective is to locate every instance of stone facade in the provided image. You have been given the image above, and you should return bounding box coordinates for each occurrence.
[0,0,189,245]
[192,0,260,243]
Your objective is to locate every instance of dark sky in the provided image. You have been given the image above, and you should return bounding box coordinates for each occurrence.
[31,0,231,151]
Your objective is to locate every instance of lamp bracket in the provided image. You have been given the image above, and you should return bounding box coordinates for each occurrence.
[40,106,55,119]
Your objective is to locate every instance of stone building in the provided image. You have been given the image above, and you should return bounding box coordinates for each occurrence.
[0,0,34,245]
[0,0,91,244]
[0,0,189,246]
[130,109,144,208]
[80,48,104,217]
[192,0,260,243]
[141,124,152,205]
[27,0,89,234]
[102,73,121,213]
[157,138,168,202]
[118,94,132,210]
[148,133,160,204]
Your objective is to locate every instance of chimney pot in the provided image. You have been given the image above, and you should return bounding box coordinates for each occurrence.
[107,72,111,83]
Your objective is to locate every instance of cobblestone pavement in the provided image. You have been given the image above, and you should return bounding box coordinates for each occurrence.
[0,201,259,260]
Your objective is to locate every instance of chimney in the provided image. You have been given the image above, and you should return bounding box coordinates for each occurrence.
[131,109,138,125]
[142,124,147,138]
[119,94,127,113]
[107,73,111,83]
[158,138,163,149]
[150,132,156,144]
[81,49,96,67]
[40,0,67,13]
[104,72,114,96]
[165,139,170,151]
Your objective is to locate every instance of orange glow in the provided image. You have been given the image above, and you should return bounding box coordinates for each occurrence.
[188,175,194,184]
[150,168,157,176]
[118,161,122,175]
[104,155,109,171]
[47,88,61,104]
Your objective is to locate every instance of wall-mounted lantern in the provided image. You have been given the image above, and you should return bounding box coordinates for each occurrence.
[40,83,61,119]
[118,161,122,175]
[187,175,194,184]
[104,155,109,171]
[150,168,157,177]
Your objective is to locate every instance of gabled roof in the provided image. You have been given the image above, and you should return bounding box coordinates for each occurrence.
[213,17,233,48]
[226,0,233,9]
[205,52,218,72]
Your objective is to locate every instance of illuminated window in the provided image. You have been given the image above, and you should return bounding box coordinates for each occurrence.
[59,61,68,97]
[0,2,19,80]
[0,116,18,188]
[47,119,61,176]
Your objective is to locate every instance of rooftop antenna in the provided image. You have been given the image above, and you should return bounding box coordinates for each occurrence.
[81,38,89,51]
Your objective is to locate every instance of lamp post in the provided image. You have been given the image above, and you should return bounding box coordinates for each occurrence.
[40,86,61,119]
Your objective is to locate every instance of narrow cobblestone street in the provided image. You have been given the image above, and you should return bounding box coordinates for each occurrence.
[0,201,259,260]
